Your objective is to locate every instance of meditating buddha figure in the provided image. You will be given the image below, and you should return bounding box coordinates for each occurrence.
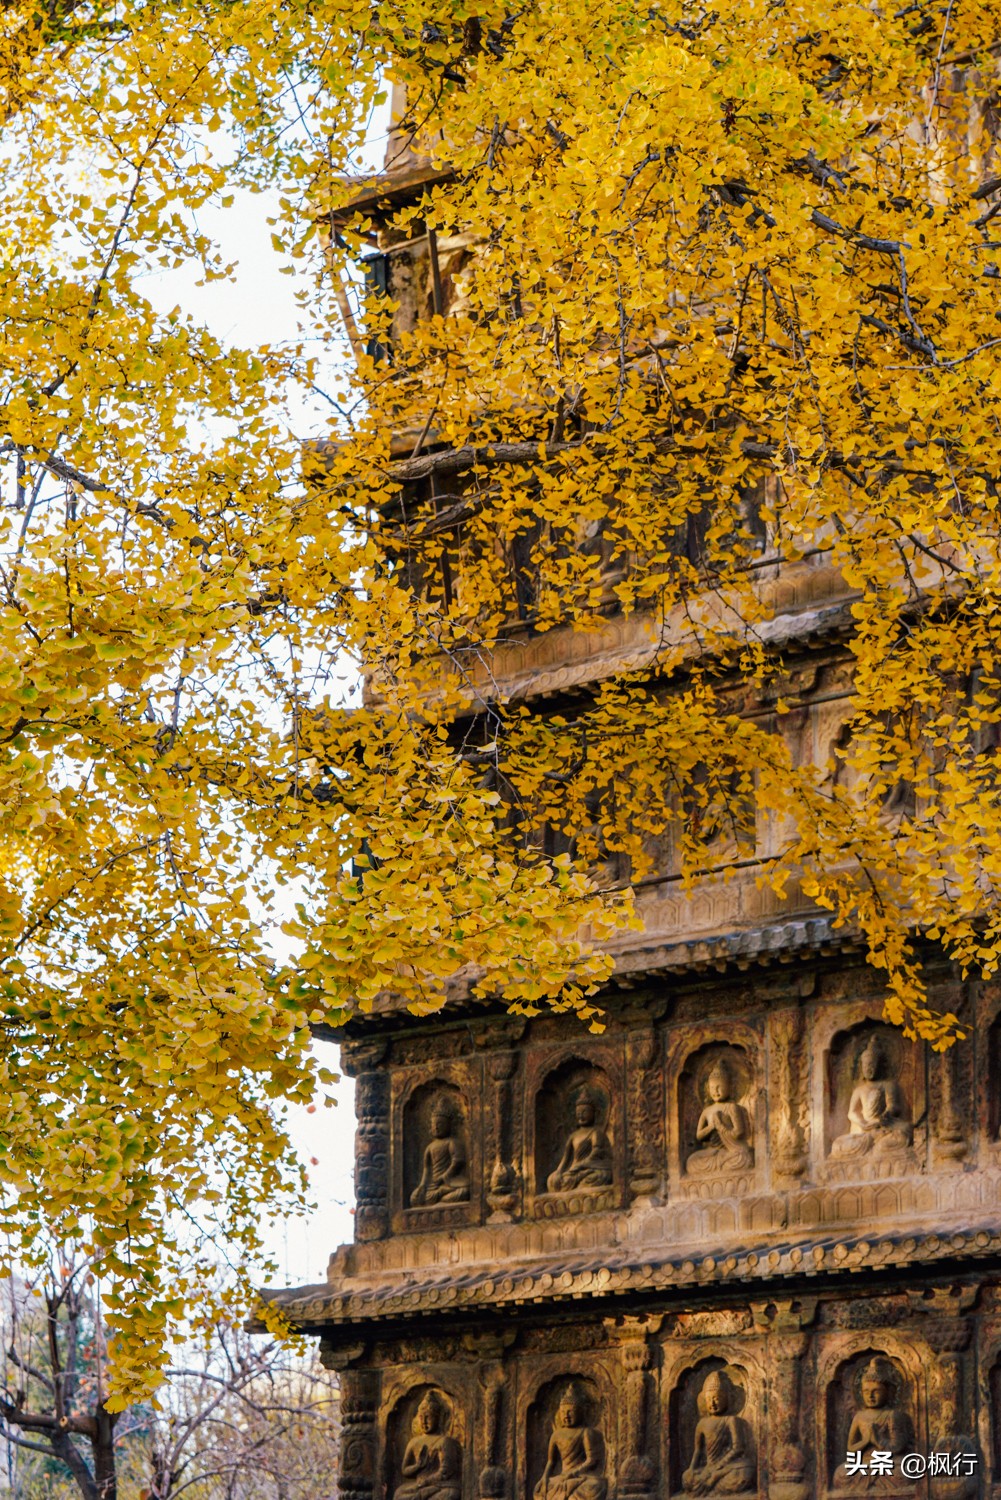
[533,1381,608,1500]
[547,1085,613,1194]
[682,1370,756,1495]
[394,1390,462,1500]
[830,1038,912,1162]
[687,1060,754,1177]
[410,1094,470,1207]
[929,1401,978,1500]
[833,1357,914,1492]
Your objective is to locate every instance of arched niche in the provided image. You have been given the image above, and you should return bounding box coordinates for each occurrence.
[534,1059,614,1204]
[678,1043,756,1185]
[402,1081,470,1210]
[824,1022,917,1176]
[667,1359,756,1497]
[824,1350,914,1492]
[385,1384,465,1500]
[526,1373,609,1500]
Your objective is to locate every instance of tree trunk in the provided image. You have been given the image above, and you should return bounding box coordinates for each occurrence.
[49,1429,100,1500]
[92,1404,118,1500]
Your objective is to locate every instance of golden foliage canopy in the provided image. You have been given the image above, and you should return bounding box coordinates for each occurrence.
[1,0,1000,1399]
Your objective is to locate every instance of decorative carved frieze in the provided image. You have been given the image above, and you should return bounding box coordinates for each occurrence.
[771,1008,808,1179]
[338,1368,380,1500]
[625,1026,663,1203]
[354,1066,390,1242]
[341,975,996,1254]
[485,1050,520,1221]
[752,1298,816,1500]
[605,1314,661,1500]
[932,986,970,1163]
[305,967,1000,1500]
[477,1365,506,1499]
[307,1274,1001,1500]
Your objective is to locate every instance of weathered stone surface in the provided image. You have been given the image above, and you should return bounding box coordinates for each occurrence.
[273,171,1001,1489]
[296,1272,1001,1498]
[265,956,1001,1497]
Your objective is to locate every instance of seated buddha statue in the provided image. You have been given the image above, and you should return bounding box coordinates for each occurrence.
[410,1094,470,1207]
[833,1357,914,1493]
[547,1085,613,1194]
[929,1401,978,1500]
[394,1391,462,1500]
[533,1381,608,1500]
[682,1370,756,1495]
[830,1038,912,1162]
[686,1060,754,1177]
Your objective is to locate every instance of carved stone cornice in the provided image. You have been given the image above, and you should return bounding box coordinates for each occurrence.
[267,1221,1001,1330]
[323,912,864,1024]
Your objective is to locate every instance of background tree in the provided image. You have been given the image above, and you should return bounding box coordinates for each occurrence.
[140,1326,339,1500]
[0,1251,338,1500]
[0,1253,123,1499]
[0,0,999,1401]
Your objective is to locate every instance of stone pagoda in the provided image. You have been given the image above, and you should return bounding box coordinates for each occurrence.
[266,107,1001,1500]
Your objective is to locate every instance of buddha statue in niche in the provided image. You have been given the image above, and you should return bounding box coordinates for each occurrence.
[929,1400,978,1499]
[930,1398,984,1500]
[830,1036,912,1162]
[394,1390,463,1500]
[410,1093,470,1207]
[681,1370,756,1495]
[833,1357,914,1492]
[547,1084,613,1194]
[534,1380,608,1500]
[686,1058,754,1177]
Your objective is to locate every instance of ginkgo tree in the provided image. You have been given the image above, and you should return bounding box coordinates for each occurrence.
[0,0,999,1404]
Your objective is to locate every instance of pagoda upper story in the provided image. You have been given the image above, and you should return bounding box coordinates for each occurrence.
[266,85,1001,1500]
